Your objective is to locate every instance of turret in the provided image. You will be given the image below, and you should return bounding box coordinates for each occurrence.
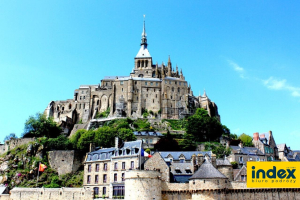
[167,56,172,77]
[161,62,165,78]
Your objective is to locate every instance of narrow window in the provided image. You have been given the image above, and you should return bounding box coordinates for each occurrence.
[103,187,106,195]
[114,162,118,170]
[88,165,91,172]
[131,161,134,169]
[153,99,154,103]
[122,162,125,170]
[103,174,107,183]
[122,88,123,92]
[103,163,107,171]
[87,175,91,184]
[145,82,147,85]
[83,96,86,99]
[156,82,158,86]
[95,175,99,184]
[114,173,117,182]
[96,164,99,172]
[150,82,153,86]
[122,173,125,181]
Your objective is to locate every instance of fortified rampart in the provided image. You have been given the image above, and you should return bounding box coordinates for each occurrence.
[0,138,35,155]
[125,170,162,200]
[9,187,93,200]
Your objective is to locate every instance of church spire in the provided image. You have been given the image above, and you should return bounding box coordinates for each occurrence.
[141,15,147,47]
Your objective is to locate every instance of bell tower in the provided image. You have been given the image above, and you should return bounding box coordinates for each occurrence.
[134,16,153,76]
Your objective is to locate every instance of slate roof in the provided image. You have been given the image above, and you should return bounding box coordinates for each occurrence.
[173,175,191,183]
[170,162,193,175]
[160,151,212,161]
[86,140,142,162]
[277,143,287,152]
[189,159,227,180]
[134,131,163,137]
[216,158,232,166]
[230,146,264,156]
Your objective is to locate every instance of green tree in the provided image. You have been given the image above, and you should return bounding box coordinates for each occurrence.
[204,143,231,158]
[185,108,224,143]
[154,131,180,151]
[118,128,136,142]
[69,129,87,149]
[23,113,61,138]
[238,133,253,147]
[77,130,96,151]
[95,126,116,148]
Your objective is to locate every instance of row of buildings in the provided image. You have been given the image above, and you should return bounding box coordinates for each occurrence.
[83,130,300,199]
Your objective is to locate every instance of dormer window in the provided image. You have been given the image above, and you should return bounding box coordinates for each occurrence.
[175,168,181,173]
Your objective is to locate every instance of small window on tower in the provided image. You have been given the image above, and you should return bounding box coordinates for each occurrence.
[120,81,124,85]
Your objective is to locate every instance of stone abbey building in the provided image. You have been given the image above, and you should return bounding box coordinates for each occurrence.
[44,21,220,130]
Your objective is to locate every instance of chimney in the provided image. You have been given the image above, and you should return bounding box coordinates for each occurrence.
[211,154,216,167]
[253,132,259,141]
[115,137,119,148]
[192,154,197,171]
[238,142,243,148]
[197,154,204,166]
[89,143,95,152]
[269,130,272,136]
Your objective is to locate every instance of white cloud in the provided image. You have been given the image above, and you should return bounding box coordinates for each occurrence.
[263,77,300,97]
[228,60,244,72]
[227,60,245,78]
[263,77,286,90]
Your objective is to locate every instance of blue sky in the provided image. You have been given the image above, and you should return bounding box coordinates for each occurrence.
[1,1,300,149]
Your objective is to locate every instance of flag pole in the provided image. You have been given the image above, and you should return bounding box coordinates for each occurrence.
[36,162,40,187]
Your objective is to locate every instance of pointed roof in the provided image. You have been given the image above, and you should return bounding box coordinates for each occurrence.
[189,159,227,180]
[136,16,151,58]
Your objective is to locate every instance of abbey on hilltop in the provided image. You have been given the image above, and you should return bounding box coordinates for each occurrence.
[44,20,220,131]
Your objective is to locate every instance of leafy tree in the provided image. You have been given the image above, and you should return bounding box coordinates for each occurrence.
[154,131,180,151]
[204,142,231,158]
[238,133,253,147]
[185,108,225,143]
[94,126,116,148]
[231,161,238,169]
[23,113,61,138]
[69,129,87,149]
[43,135,72,150]
[229,133,238,139]
[118,128,136,142]
[3,133,17,142]
[77,130,96,151]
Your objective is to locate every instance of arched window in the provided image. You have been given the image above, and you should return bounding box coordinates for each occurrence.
[145,60,148,67]
[172,87,174,92]
[69,104,72,109]
[152,71,155,77]
[141,60,144,67]
[137,60,140,67]
[97,100,99,105]
[178,88,180,93]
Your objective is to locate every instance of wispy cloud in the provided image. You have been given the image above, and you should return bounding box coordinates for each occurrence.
[227,58,300,99]
[263,77,300,97]
[227,60,245,78]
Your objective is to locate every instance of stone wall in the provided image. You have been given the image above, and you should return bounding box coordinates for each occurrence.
[9,187,93,200]
[162,182,189,191]
[125,170,162,200]
[48,150,83,176]
[0,194,10,200]
[144,152,170,182]
[0,138,36,155]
